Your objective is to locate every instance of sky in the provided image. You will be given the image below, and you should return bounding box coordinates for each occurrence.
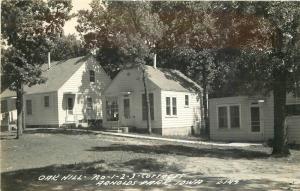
[63,0,92,36]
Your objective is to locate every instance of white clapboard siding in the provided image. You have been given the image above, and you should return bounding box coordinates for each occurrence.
[58,57,111,125]
[287,116,300,144]
[160,91,201,136]
[103,68,162,129]
[24,92,59,125]
[209,96,268,142]
[209,94,300,144]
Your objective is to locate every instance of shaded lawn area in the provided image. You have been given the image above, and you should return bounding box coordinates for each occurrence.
[1,131,299,191]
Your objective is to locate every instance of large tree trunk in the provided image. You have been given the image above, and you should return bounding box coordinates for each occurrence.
[15,83,24,139]
[272,70,290,156]
[142,68,152,134]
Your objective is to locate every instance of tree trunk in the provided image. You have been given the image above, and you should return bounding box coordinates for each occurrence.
[142,68,152,134]
[15,83,24,139]
[272,70,290,156]
[202,86,209,137]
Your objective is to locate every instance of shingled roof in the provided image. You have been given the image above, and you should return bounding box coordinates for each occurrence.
[145,66,202,93]
[24,56,89,94]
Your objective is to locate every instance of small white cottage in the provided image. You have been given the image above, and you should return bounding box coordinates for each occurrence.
[209,93,300,144]
[102,64,203,136]
[0,89,17,131]
[23,55,111,128]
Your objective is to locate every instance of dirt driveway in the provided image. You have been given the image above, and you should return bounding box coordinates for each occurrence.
[1,130,299,191]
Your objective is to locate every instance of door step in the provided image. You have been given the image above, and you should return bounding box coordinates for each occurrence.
[105,127,129,133]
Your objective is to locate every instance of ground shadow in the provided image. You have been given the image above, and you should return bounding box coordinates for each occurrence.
[87,144,270,160]
[24,128,98,136]
[1,157,295,191]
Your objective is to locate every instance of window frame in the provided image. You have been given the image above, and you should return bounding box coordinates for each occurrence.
[89,70,95,83]
[26,100,32,115]
[87,97,93,110]
[229,105,240,128]
[44,96,50,108]
[172,97,177,116]
[250,106,261,132]
[106,97,119,121]
[217,104,241,129]
[166,96,177,117]
[185,95,189,107]
[166,97,171,116]
[217,106,228,129]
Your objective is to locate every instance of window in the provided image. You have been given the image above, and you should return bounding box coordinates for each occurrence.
[142,93,154,120]
[166,97,177,116]
[230,106,240,128]
[123,98,130,119]
[44,96,49,107]
[166,97,171,115]
[218,106,228,128]
[286,104,300,116]
[67,98,74,110]
[26,100,32,115]
[1,100,8,113]
[251,107,260,132]
[185,95,189,106]
[172,97,177,115]
[218,105,241,129]
[87,97,93,110]
[89,70,95,82]
[106,97,118,121]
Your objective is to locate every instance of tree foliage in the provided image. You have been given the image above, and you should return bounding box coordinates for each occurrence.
[1,0,72,138]
[50,34,88,61]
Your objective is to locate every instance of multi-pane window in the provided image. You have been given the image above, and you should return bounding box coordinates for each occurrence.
[218,106,228,128]
[106,97,118,121]
[142,93,154,120]
[26,100,32,115]
[44,96,50,107]
[230,106,240,128]
[166,97,171,115]
[1,100,8,113]
[87,97,93,110]
[218,105,241,129]
[89,70,95,82]
[185,95,189,106]
[166,97,177,116]
[172,97,177,115]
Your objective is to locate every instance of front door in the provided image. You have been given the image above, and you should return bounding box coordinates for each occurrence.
[66,97,74,122]
[122,98,131,126]
[250,106,261,133]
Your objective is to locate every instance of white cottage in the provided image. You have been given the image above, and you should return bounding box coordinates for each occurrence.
[0,89,17,131]
[209,93,300,144]
[23,55,111,128]
[102,65,203,136]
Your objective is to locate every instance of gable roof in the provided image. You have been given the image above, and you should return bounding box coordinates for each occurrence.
[24,56,89,94]
[0,88,16,99]
[145,65,202,92]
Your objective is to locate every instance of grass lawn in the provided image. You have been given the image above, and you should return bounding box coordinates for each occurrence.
[1,129,299,191]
